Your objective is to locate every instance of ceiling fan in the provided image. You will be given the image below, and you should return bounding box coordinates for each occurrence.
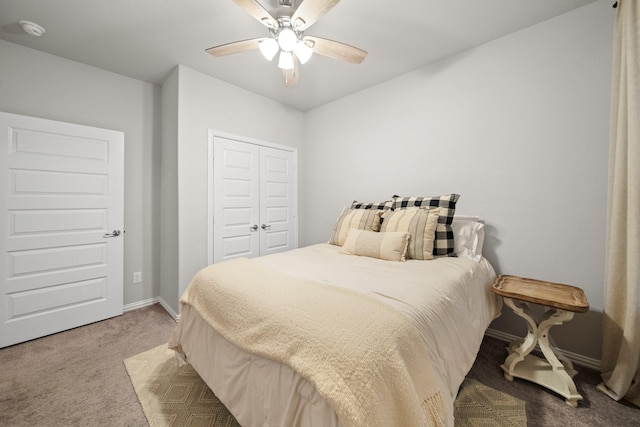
[206,0,367,87]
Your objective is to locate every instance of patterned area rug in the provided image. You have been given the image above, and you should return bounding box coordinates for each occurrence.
[454,379,527,427]
[124,344,527,427]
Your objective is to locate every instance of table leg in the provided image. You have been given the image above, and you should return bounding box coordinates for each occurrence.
[537,308,578,378]
[501,298,583,407]
[502,298,538,380]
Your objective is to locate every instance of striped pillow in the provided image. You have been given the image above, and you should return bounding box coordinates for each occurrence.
[392,194,460,257]
[339,229,410,262]
[328,208,381,246]
[350,200,394,232]
[379,207,440,260]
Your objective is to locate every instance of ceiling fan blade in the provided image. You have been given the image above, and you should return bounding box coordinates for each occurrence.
[304,36,367,64]
[233,0,278,28]
[282,56,299,87]
[291,0,341,31]
[205,38,266,57]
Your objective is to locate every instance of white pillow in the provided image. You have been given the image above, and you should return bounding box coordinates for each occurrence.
[451,216,485,262]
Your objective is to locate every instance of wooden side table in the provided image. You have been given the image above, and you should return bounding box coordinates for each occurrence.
[492,275,589,407]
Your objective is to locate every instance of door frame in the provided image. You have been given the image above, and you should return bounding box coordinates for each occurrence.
[207,129,298,265]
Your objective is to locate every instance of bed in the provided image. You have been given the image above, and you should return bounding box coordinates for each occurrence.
[169,196,501,427]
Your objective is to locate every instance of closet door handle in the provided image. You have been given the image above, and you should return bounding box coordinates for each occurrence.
[249,224,258,232]
[103,230,121,238]
[261,224,271,230]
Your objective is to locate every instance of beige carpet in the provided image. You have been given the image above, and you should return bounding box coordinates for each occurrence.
[125,344,526,427]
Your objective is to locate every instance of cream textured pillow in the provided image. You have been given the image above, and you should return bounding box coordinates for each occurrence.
[379,207,440,260]
[328,208,382,246]
[339,229,410,262]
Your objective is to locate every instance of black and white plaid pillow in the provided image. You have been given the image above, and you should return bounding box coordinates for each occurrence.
[350,200,394,210]
[391,194,460,257]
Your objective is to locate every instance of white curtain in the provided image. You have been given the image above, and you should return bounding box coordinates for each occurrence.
[599,0,640,408]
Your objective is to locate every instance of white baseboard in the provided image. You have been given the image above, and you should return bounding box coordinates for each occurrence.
[123,297,180,322]
[123,297,159,312]
[485,328,601,371]
[157,296,180,321]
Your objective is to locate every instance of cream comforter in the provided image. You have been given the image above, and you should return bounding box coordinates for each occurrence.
[170,243,500,427]
[174,257,445,427]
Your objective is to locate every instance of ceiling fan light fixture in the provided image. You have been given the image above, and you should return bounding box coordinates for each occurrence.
[207,0,368,87]
[277,28,298,52]
[278,50,294,70]
[259,38,279,61]
[294,40,313,64]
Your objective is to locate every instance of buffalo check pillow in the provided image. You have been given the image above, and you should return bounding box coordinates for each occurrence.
[391,194,460,257]
[350,200,394,210]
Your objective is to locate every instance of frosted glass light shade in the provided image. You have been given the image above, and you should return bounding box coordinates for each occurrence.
[294,40,313,64]
[277,28,298,52]
[259,38,279,61]
[278,51,294,70]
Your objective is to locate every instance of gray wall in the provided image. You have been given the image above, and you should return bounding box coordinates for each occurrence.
[161,65,305,314]
[301,1,614,362]
[160,67,180,314]
[0,39,162,308]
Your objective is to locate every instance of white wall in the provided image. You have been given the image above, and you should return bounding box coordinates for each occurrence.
[0,40,161,308]
[301,1,614,360]
[160,65,305,313]
[159,67,180,315]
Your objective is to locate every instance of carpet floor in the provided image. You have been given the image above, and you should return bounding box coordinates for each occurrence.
[1,303,639,426]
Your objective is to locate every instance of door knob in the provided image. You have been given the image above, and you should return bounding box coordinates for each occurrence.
[261,224,271,230]
[103,230,121,238]
[250,224,259,232]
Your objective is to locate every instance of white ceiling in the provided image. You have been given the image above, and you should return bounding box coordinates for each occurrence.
[0,0,598,111]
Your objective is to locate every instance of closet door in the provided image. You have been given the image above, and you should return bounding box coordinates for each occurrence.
[212,135,297,264]
[260,146,296,257]
[213,137,261,263]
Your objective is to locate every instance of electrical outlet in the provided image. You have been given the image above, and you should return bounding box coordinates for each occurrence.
[133,272,142,284]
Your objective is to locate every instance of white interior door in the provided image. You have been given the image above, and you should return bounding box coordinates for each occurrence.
[0,112,124,348]
[260,146,296,256]
[213,136,260,263]
[211,134,297,264]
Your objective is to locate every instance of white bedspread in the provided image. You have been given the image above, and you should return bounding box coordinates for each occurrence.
[255,244,500,398]
[170,243,500,427]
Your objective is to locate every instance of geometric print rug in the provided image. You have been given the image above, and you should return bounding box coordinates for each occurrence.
[124,344,240,427]
[125,344,526,427]
[454,378,527,426]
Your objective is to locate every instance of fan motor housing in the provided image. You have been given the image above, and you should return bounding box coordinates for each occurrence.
[271,5,296,20]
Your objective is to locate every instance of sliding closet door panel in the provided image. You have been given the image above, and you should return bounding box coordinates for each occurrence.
[213,137,260,263]
[260,147,296,256]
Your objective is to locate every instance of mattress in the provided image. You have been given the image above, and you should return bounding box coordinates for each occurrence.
[169,243,500,427]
